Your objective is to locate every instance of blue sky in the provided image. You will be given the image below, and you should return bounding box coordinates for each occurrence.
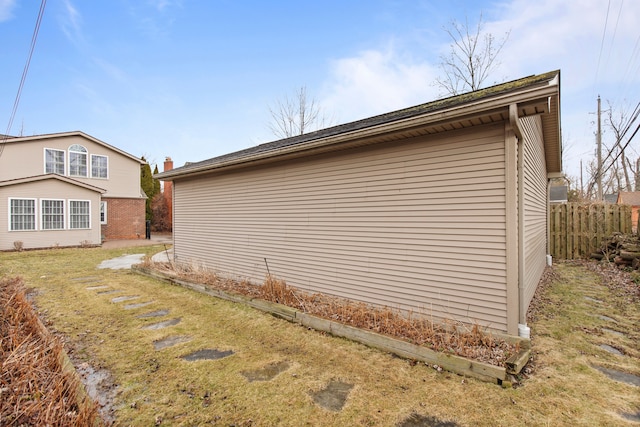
[1,0,639,181]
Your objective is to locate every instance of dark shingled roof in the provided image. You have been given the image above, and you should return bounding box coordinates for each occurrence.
[157,70,560,179]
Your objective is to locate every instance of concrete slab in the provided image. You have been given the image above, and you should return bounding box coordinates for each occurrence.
[97,254,146,270]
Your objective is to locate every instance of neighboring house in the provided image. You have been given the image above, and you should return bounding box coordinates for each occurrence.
[156,70,562,336]
[0,131,146,250]
[617,191,640,232]
[604,193,619,204]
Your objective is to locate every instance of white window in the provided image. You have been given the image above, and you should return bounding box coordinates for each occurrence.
[45,148,65,174]
[41,199,65,230]
[69,144,88,177]
[69,200,90,229]
[9,198,36,231]
[91,154,108,179]
[100,201,107,224]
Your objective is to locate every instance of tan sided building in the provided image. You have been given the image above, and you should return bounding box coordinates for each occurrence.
[0,131,146,250]
[156,71,562,335]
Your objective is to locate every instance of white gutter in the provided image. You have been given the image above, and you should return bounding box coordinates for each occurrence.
[509,103,530,338]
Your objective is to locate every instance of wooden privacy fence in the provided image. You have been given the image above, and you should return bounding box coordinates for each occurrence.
[549,203,633,260]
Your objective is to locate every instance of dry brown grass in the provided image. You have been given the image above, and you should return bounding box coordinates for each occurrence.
[147,261,518,367]
[0,276,103,426]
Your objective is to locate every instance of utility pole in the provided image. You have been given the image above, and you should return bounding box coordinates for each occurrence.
[597,96,603,201]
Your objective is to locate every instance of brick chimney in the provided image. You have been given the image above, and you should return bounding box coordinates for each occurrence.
[163,157,173,229]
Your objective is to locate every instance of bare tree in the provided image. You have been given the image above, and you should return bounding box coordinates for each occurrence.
[435,13,510,96]
[268,86,332,139]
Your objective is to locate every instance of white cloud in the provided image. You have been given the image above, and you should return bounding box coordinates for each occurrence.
[321,46,440,124]
[0,0,16,22]
[59,0,85,47]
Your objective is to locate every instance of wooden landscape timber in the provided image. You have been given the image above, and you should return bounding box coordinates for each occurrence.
[133,266,531,386]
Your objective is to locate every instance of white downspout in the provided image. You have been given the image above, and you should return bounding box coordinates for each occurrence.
[509,104,530,339]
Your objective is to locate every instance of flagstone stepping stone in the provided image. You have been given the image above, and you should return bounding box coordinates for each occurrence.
[622,411,640,422]
[111,295,140,303]
[137,309,169,318]
[97,289,121,295]
[601,328,625,337]
[397,412,460,427]
[142,318,181,330]
[593,365,640,387]
[86,285,109,291]
[310,380,353,412]
[241,361,290,382]
[153,335,191,350]
[584,296,603,303]
[124,301,154,310]
[598,315,617,323]
[181,349,234,361]
[600,344,624,356]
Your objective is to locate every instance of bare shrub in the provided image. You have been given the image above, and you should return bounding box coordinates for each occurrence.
[13,241,23,252]
[147,262,517,366]
[0,277,104,425]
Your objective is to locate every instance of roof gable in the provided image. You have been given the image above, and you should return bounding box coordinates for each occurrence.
[0,131,144,164]
[0,174,106,193]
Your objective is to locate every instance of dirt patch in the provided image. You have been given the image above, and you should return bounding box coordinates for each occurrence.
[309,380,353,412]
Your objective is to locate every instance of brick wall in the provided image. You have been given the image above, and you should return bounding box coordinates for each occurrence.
[101,197,146,240]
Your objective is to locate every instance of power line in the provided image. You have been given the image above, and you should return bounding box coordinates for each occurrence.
[593,0,611,88]
[0,0,47,158]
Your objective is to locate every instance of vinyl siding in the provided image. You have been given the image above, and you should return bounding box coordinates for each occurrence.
[0,179,101,250]
[0,135,141,198]
[520,116,548,309]
[173,123,511,331]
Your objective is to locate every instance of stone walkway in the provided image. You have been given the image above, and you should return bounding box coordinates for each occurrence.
[84,253,460,425]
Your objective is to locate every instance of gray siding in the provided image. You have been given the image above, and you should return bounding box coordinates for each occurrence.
[173,124,512,331]
[520,116,548,309]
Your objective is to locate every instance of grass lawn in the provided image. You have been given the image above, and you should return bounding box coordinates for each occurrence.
[1,246,638,426]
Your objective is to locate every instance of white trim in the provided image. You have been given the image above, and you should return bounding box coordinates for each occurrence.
[40,198,65,230]
[44,148,66,175]
[100,200,107,224]
[68,144,88,178]
[8,197,37,231]
[90,154,109,179]
[69,199,91,229]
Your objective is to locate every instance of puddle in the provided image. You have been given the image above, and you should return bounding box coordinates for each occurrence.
[241,361,290,382]
[598,315,617,323]
[600,344,624,356]
[153,335,192,350]
[86,285,109,291]
[141,318,181,330]
[111,296,140,303]
[602,328,625,337]
[137,309,169,318]
[75,362,116,424]
[397,413,460,427]
[97,290,121,295]
[593,366,640,387]
[124,301,154,310]
[181,349,234,361]
[310,380,353,412]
